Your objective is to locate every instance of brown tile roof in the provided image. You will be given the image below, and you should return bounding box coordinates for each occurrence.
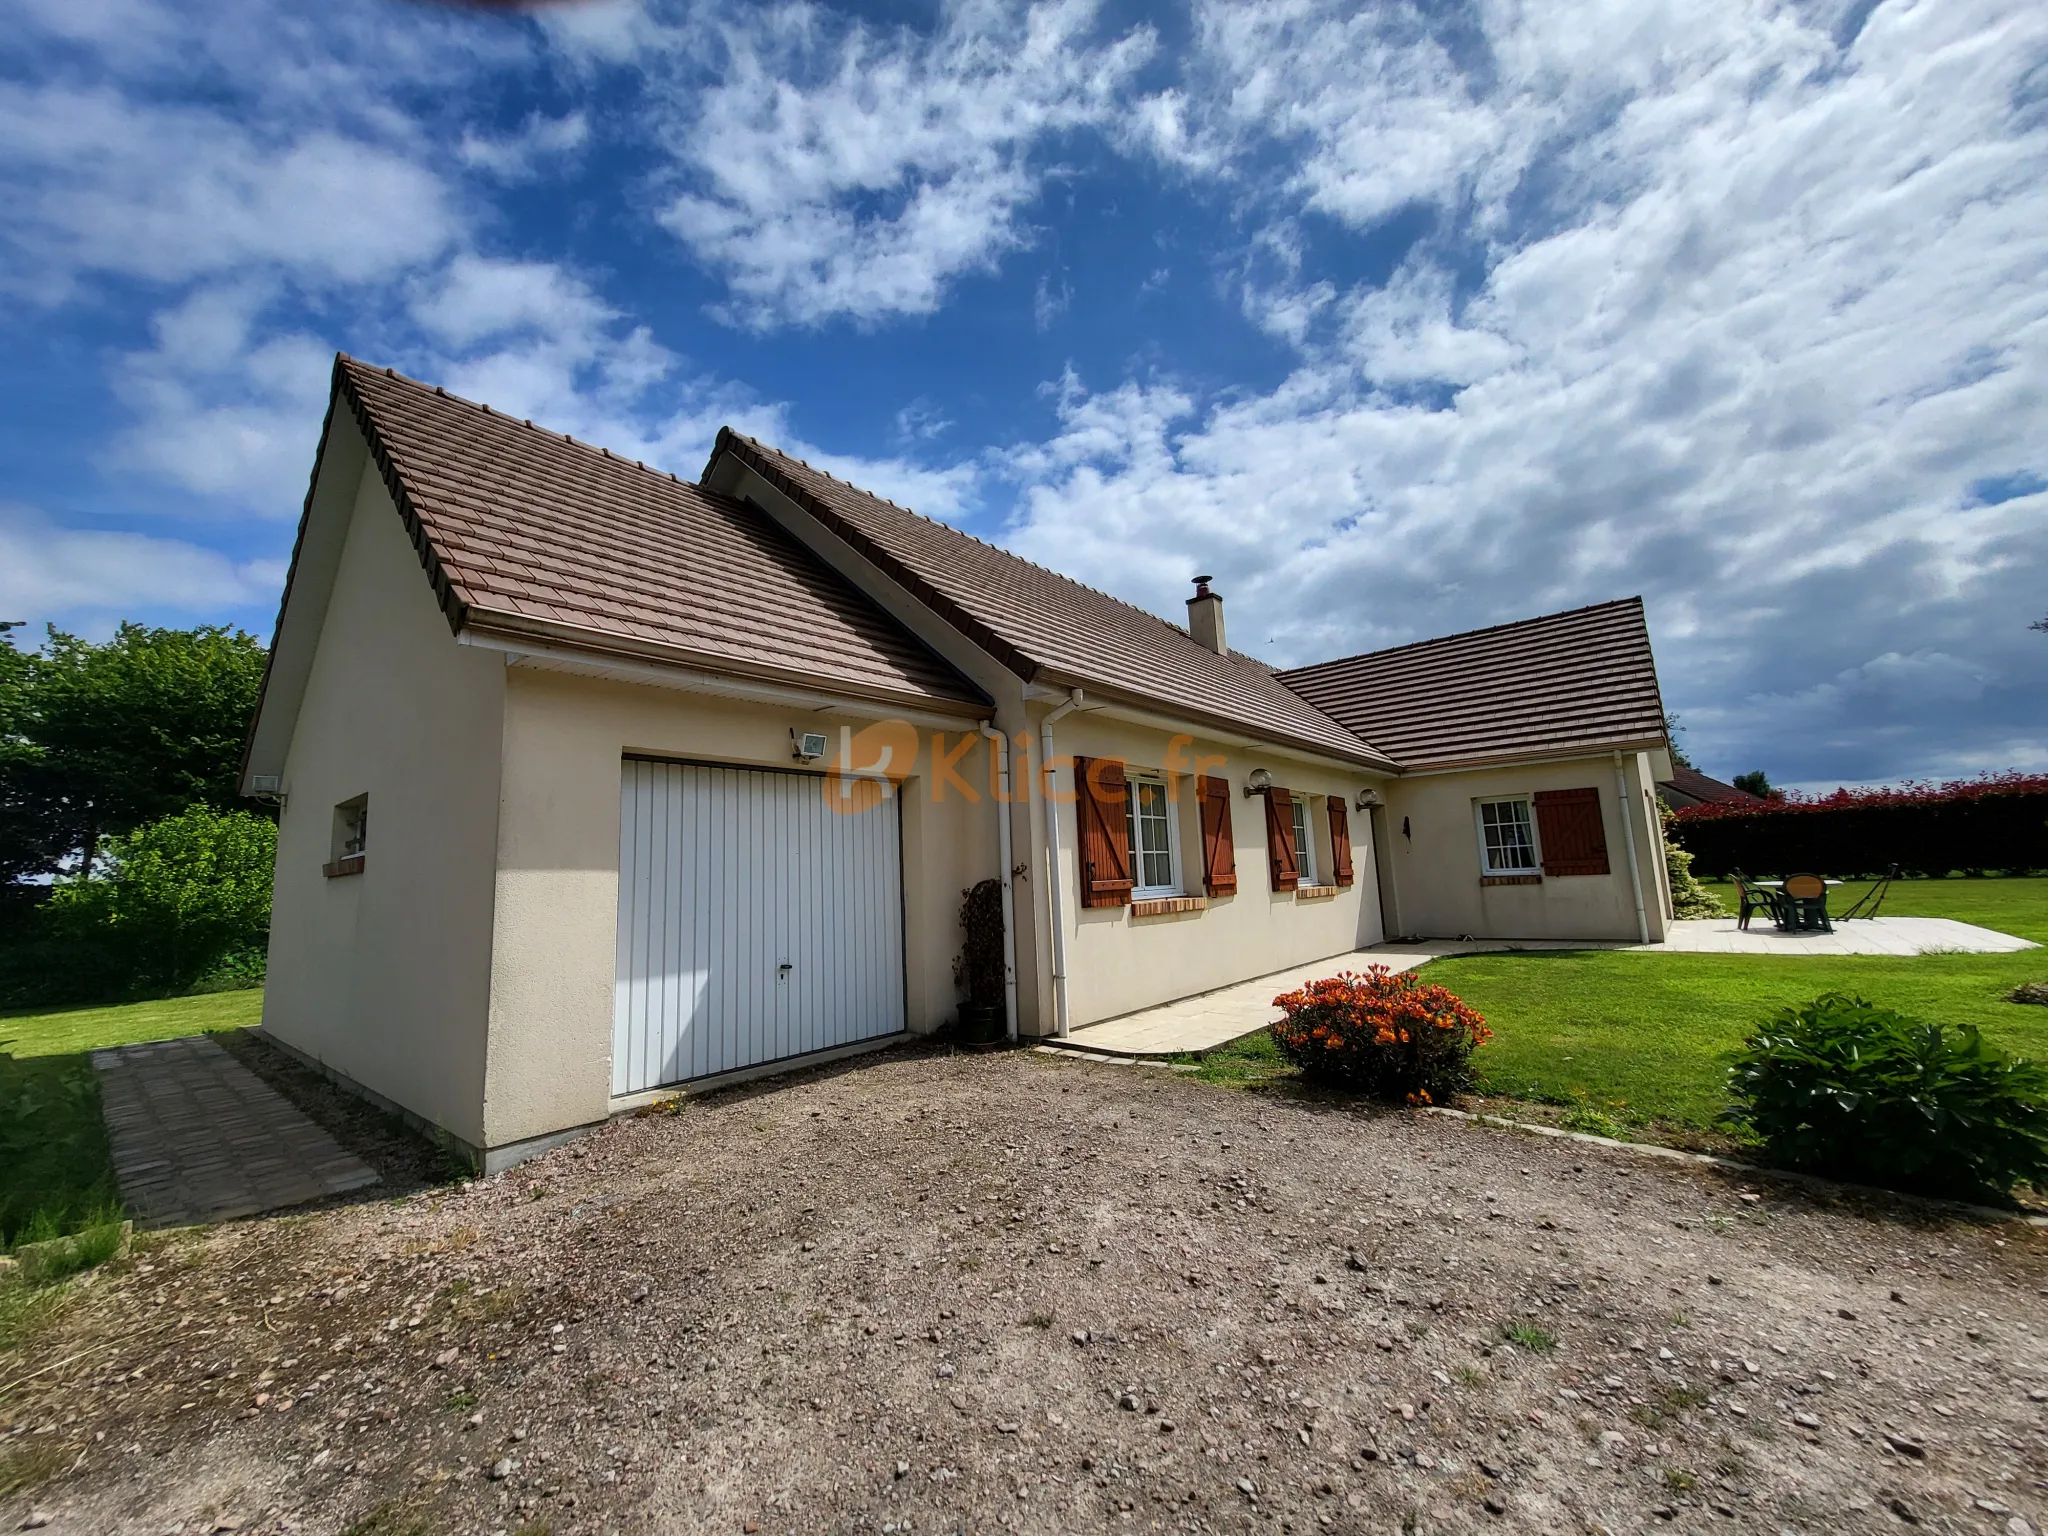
[708,429,1395,769]
[332,357,984,710]
[1277,599,1668,771]
[1658,765,1762,810]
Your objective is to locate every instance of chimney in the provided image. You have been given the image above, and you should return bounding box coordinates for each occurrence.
[1187,574,1227,655]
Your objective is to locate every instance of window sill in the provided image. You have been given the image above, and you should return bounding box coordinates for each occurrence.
[1295,884,1339,901]
[1480,873,1541,887]
[324,854,366,879]
[1131,895,1206,919]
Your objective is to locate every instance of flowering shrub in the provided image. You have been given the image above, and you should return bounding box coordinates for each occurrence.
[1670,770,2048,878]
[1270,966,1491,1102]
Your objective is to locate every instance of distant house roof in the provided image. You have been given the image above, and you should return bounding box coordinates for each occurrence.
[1658,765,1763,810]
[331,358,984,711]
[707,428,1396,769]
[1276,599,1669,771]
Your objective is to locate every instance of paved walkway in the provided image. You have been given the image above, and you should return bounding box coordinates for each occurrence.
[94,1035,379,1228]
[1052,916,2037,1058]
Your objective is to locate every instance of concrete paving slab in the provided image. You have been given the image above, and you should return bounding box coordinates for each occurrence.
[94,1035,380,1228]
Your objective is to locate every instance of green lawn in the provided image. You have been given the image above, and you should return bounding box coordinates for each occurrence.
[0,988,262,1245]
[1424,876,2048,1130]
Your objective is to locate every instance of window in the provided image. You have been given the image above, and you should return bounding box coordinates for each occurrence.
[1475,797,1538,874]
[332,795,368,861]
[1290,795,1319,886]
[1123,775,1178,897]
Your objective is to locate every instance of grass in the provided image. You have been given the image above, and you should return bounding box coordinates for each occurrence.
[0,987,261,1247]
[1500,1321,1556,1352]
[1427,877,2048,1128]
[1173,877,2048,1141]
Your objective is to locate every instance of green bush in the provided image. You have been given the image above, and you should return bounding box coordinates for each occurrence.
[1726,993,2048,1201]
[2,806,274,1005]
[1662,807,1727,920]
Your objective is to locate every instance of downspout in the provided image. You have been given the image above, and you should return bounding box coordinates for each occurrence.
[1039,689,1084,1036]
[978,720,1019,1044]
[1613,749,1650,945]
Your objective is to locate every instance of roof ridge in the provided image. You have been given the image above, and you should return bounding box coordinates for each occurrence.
[1279,596,1646,680]
[718,427,1206,644]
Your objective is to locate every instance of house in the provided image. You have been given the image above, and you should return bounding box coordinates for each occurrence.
[1656,765,1765,811]
[241,357,1677,1170]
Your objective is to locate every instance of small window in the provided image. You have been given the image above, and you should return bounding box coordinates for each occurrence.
[1475,797,1537,874]
[333,795,368,860]
[1290,795,1319,887]
[1123,775,1178,897]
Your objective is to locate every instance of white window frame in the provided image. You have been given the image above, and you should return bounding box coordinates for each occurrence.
[1290,795,1319,887]
[1474,796,1539,875]
[1124,772,1182,899]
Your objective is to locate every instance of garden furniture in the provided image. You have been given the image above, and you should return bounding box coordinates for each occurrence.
[1726,870,1784,931]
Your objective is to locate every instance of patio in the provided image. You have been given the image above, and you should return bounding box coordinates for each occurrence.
[1046,915,2039,1059]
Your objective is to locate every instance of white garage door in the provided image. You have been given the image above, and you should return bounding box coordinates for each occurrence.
[612,757,906,1094]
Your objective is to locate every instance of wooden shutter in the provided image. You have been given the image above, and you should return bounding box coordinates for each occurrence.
[1327,799,1354,888]
[1263,787,1300,891]
[1533,787,1609,876]
[1197,775,1237,895]
[1075,756,1134,907]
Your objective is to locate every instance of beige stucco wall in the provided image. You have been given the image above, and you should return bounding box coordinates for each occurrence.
[1381,753,1668,943]
[1050,708,1386,1027]
[263,455,507,1148]
[479,667,998,1148]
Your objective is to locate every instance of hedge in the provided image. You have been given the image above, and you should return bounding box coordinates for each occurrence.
[1669,772,2048,879]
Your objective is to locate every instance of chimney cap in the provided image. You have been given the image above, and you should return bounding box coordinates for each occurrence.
[1191,574,1216,596]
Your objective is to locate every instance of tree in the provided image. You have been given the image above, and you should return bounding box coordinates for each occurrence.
[41,806,277,995]
[10,623,268,877]
[0,625,70,898]
[1733,770,1774,799]
[1663,712,1694,770]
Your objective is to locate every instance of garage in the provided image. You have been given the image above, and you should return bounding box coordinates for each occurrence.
[611,756,907,1094]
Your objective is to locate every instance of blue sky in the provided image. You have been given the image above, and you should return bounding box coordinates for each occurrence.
[2,0,2043,791]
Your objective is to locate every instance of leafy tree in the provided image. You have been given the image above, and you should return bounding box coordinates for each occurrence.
[11,623,268,876]
[0,624,72,898]
[41,806,277,995]
[1732,769,1774,798]
[1662,712,1694,770]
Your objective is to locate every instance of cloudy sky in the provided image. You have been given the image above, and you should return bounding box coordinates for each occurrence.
[2,0,2043,790]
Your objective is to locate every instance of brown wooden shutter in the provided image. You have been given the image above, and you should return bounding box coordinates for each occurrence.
[1075,756,1134,907]
[1197,775,1237,895]
[1263,787,1300,891]
[1533,786,1610,876]
[1327,799,1354,888]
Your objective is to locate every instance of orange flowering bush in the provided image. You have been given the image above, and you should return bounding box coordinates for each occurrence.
[1270,966,1491,1102]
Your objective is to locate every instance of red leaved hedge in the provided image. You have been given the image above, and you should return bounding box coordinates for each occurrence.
[1670,772,2048,878]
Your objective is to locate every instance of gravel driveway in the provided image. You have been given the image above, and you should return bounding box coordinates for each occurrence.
[3,1045,2045,1536]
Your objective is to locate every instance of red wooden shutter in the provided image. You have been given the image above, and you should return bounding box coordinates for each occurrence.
[1327,799,1354,888]
[1075,756,1134,907]
[1533,787,1610,876]
[1197,775,1237,895]
[1263,787,1300,891]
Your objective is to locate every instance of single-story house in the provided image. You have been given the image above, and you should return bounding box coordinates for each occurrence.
[241,357,1677,1169]
[1656,765,1765,811]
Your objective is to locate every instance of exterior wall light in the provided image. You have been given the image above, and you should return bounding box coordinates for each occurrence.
[1355,788,1383,809]
[1244,767,1273,796]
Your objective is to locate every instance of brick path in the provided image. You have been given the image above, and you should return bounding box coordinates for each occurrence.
[94,1035,379,1228]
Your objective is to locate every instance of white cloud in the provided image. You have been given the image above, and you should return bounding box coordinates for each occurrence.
[457,111,590,182]
[0,504,283,626]
[648,0,1154,327]
[998,0,2048,781]
[0,85,461,297]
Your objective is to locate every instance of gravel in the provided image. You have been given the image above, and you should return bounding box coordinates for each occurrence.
[1,1045,2044,1535]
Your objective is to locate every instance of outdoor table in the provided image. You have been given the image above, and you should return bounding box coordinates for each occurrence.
[1754,880,1842,932]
